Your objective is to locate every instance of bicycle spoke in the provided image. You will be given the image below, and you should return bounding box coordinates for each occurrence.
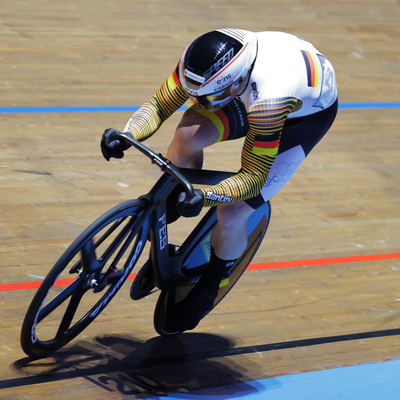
[81,238,97,273]
[56,287,87,338]
[107,227,141,272]
[98,215,138,264]
[94,217,128,249]
[37,277,83,323]
[21,201,148,359]
[103,229,143,287]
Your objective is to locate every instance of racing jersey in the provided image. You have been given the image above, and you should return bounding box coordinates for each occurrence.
[124,31,338,207]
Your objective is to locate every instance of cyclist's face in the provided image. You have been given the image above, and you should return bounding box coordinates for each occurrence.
[187,69,251,112]
[188,87,233,112]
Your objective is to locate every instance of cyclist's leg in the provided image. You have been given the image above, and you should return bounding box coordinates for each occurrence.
[167,98,249,168]
[166,106,220,169]
[248,98,339,205]
[164,101,254,332]
[164,99,338,332]
[167,100,251,258]
[211,201,255,259]
[164,247,237,332]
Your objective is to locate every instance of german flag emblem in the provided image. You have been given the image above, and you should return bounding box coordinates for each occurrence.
[301,50,319,88]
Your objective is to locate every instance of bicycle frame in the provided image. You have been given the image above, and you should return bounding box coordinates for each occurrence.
[131,167,235,291]
[119,133,241,291]
[119,135,271,326]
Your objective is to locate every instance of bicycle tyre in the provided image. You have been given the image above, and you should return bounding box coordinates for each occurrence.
[153,282,182,336]
[21,199,149,359]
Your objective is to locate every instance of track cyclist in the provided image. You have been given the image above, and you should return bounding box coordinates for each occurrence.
[101,29,338,333]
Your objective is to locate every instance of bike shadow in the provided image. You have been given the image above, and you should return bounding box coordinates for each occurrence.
[12,332,280,397]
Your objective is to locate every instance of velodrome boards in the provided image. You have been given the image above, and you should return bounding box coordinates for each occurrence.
[0,0,399,397]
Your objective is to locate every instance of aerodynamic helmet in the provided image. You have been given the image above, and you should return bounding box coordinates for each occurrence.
[179,29,258,111]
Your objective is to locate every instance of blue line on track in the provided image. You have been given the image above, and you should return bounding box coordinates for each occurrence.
[0,105,142,113]
[0,102,399,114]
[339,102,400,109]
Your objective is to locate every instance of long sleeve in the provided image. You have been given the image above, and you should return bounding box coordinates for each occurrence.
[201,97,300,207]
[124,64,189,142]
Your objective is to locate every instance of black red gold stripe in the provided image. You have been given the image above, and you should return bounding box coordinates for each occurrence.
[201,97,298,207]
[301,50,319,87]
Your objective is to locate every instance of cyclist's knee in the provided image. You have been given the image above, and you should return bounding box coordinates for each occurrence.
[173,109,220,152]
[172,124,199,153]
[216,201,254,229]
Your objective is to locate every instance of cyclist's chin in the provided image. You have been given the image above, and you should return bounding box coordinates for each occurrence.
[202,98,233,112]
[188,95,234,112]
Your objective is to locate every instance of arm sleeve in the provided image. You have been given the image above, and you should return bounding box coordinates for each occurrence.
[200,97,299,207]
[123,64,189,142]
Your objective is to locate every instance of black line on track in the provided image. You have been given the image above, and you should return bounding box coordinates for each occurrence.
[2,327,400,390]
[13,169,52,176]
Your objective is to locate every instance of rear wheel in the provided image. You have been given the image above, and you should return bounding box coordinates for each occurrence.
[153,283,182,336]
[21,200,149,359]
[153,201,271,336]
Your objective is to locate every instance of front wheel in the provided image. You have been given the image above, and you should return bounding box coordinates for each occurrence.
[21,200,149,359]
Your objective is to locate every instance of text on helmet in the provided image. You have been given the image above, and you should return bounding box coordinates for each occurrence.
[204,48,235,81]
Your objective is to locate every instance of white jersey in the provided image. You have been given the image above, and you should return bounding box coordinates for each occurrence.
[239,32,338,118]
[124,30,339,207]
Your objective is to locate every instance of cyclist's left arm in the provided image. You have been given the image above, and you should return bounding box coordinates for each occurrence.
[124,64,189,142]
[200,97,300,207]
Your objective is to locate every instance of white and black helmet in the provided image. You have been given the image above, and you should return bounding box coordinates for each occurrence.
[179,29,258,111]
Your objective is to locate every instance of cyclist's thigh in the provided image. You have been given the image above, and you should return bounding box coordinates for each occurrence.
[247,99,338,206]
[187,98,249,144]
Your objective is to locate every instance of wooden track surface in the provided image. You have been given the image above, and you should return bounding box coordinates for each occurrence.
[1,0,399,397]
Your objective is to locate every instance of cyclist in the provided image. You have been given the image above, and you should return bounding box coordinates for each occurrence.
[101,29,338,332]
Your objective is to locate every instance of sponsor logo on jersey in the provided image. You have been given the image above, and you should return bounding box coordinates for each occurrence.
[205,192,234,203]
[232,98,245,127]
[264,162,297,187]
[251,81,260,100]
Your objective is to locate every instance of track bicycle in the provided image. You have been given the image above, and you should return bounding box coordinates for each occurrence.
[21,133,271,359]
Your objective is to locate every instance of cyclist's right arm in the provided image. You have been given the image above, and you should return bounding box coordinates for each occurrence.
[123,63,189,142]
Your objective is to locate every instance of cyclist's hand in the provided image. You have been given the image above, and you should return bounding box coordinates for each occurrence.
[101,128,133,161]
[176,189,204,218]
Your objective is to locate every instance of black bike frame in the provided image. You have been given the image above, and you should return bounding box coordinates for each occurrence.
[132,167,236,290]
[120,133,239,291]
